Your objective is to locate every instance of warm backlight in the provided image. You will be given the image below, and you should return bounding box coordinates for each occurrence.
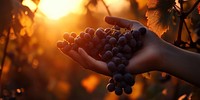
[38,0,82,20]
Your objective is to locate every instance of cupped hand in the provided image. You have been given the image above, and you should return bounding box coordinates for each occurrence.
[61,16,165,76]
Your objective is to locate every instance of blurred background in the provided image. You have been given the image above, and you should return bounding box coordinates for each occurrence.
[0,0,200,100]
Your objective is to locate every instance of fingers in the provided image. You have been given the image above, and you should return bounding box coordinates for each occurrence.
[105,16,144,30]
[60,48,88,68]
[78,48,111,76]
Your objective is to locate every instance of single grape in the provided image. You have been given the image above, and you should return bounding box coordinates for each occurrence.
[124,85,132,94]
[118,36,127,45]
[138,27,146,35]
[129,38,137,48]
[124,73,135,86]
[117,64,125,72]
[88,28,95,36]
[106,83,115,92]
[107,61,117,72]
[109,78,115,83]
[124,31,133,40]
[113,31,121,38]
[132,30,141,40]
[109,37,117,45]
[92,36,100,44]
[63,32,70,40]
[84,33,92,41]
[123,45,132,53]
[115,87,123,95]
[95,28,106,39]
[116,53,123,58]
[112,47,119,55]
[68,36,74,43]
[112,57,121,65]
[71,32,77,38]
[84,27,91,33]
[106,35,112,42]
[113,73,123,82]
[57,41,66,48]
[104,44,112,51]
[102,50,113,61]
[80,32,85,38]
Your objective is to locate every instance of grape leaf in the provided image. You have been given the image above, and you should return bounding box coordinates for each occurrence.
[12,0,34,36]
[146,0,176,37]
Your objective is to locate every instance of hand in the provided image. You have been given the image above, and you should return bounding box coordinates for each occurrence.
[104,16,165,74]
[61,16,165,76]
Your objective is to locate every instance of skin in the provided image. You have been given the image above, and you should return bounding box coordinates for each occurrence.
[61,16,200,87]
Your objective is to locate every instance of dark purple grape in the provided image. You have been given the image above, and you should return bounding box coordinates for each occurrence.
[95,28,106,39]
[118,36,127,45]
[92,36,100,44]
[63,32,70,40]
[115,87,123,95]
[104,44,112,51]
[112,47,119,54]
[112,57,121,65]
[124,85,132,94]
[88,28,95,36]
[129,38,136,48]
[123,45,132,53]
[75,37,85,46]
[116,53,123,58]
[84,27,91,33]
[113,31,121,38]
[132,30,141,40]
[106,35,112,42]
[57,41,66,48]
[121,59,129,66]
[109,78,115,83]
[84,33,92,41]
[102,50,113,61]
[107,61,117,72]
[139,27,146,35]
[80,32,85,38]
[101,39,106,46]
[124,73,135,86]
[117,64,125,72]
[124,32,133,40]
[113,73,123,82]
[106,83,115,92]
[109,37,117,45]
[68,36,74,43]
[71,32,77,38]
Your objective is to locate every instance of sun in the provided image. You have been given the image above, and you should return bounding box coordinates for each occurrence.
[38,0,82,20]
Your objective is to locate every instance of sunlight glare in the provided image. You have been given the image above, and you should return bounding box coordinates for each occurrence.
[38,0,82,20]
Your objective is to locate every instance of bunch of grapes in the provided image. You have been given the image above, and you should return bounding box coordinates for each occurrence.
[57,26,146,95]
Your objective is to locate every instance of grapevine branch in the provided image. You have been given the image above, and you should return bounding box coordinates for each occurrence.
[0,26,11,97]
[101,0,112,16]
[175,0,200,46]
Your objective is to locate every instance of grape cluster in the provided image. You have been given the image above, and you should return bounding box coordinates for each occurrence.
[57,26,146,95]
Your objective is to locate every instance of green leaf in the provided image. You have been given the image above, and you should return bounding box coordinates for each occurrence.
[146,0,176,37]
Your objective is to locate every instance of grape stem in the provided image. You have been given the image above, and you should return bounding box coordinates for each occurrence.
[176,0,200,46]
[0,26,11,97]
[101,0,112,16]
